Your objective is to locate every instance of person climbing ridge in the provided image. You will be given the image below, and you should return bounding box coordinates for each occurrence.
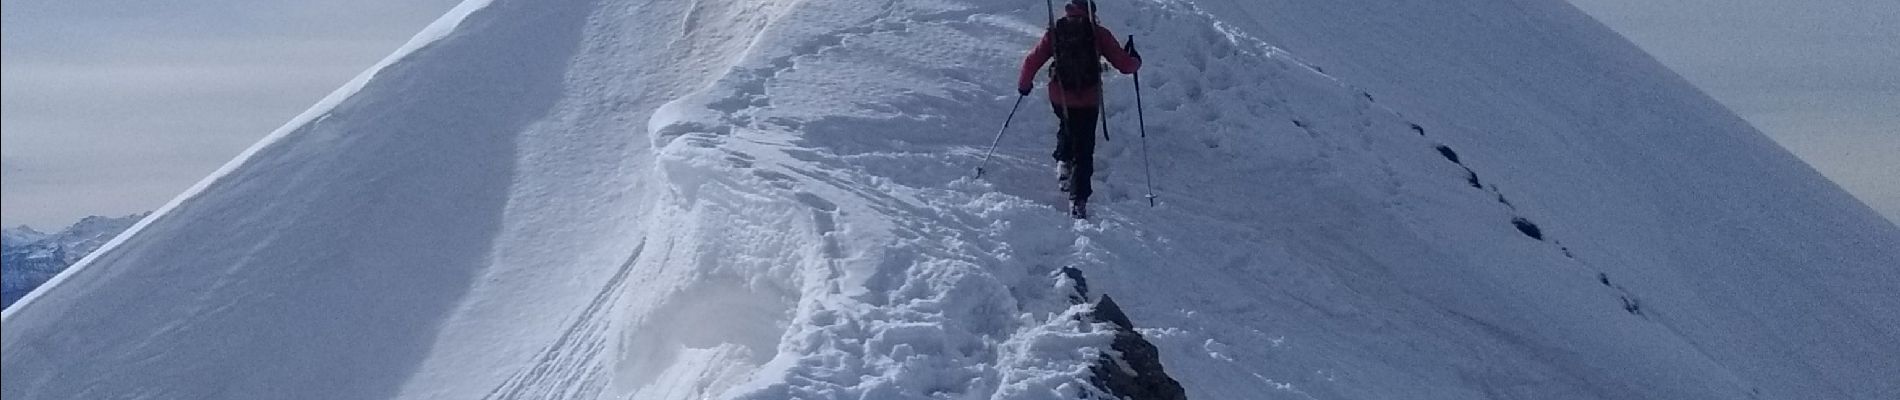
[1018,0,1141,219]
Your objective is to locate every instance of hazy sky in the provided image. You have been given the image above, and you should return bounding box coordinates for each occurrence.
[2,0,1895,229]
[1566,0,1899,225]
[1,0,460,229]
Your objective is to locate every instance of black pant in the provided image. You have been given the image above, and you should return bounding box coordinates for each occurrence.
[1051,104,1098,203]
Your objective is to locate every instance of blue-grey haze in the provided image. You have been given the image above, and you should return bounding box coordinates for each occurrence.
[1,0,1894,228]
[1566,0,1898,224]
[1,0,460,228]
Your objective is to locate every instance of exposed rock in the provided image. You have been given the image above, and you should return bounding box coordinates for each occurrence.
[1059,266,1090,305]
[1060,267,1188,400]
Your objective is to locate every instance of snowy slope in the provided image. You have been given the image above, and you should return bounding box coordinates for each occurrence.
[5,0,1897,399]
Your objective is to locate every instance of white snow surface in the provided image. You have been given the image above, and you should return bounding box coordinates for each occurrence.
[4,0,1897,399]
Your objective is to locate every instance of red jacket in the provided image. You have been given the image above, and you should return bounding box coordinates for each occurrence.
[1018,13,1141,107]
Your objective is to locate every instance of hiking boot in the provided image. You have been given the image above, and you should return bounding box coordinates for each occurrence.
[1069,200,1088,219]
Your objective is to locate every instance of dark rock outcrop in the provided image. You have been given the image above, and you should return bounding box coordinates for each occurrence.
[1057,266,1188,400]
[1087,295,1188,400]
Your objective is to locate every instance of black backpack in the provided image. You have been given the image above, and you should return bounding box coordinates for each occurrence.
[1049,16,1102,90]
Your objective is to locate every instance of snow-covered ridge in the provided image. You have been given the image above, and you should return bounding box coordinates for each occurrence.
[5,0,1897,399]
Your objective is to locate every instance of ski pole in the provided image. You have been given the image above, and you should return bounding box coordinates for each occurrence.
[1099,91,1111,142]
[976,94,1027,178]
[1129,35,1155,206]
[1045,0,1055,26]
[1087,3,1109,143]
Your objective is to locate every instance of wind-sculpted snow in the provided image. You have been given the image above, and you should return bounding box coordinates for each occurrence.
[5,0,1898,399]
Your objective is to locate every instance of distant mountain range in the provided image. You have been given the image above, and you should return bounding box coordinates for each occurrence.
[2,213,147,309]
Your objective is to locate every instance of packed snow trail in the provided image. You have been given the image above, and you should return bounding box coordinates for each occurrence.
[5,0,1898,399]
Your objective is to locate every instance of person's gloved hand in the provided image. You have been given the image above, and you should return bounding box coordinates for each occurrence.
[1124,36,1141,61]
[1018,84,1032,96]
